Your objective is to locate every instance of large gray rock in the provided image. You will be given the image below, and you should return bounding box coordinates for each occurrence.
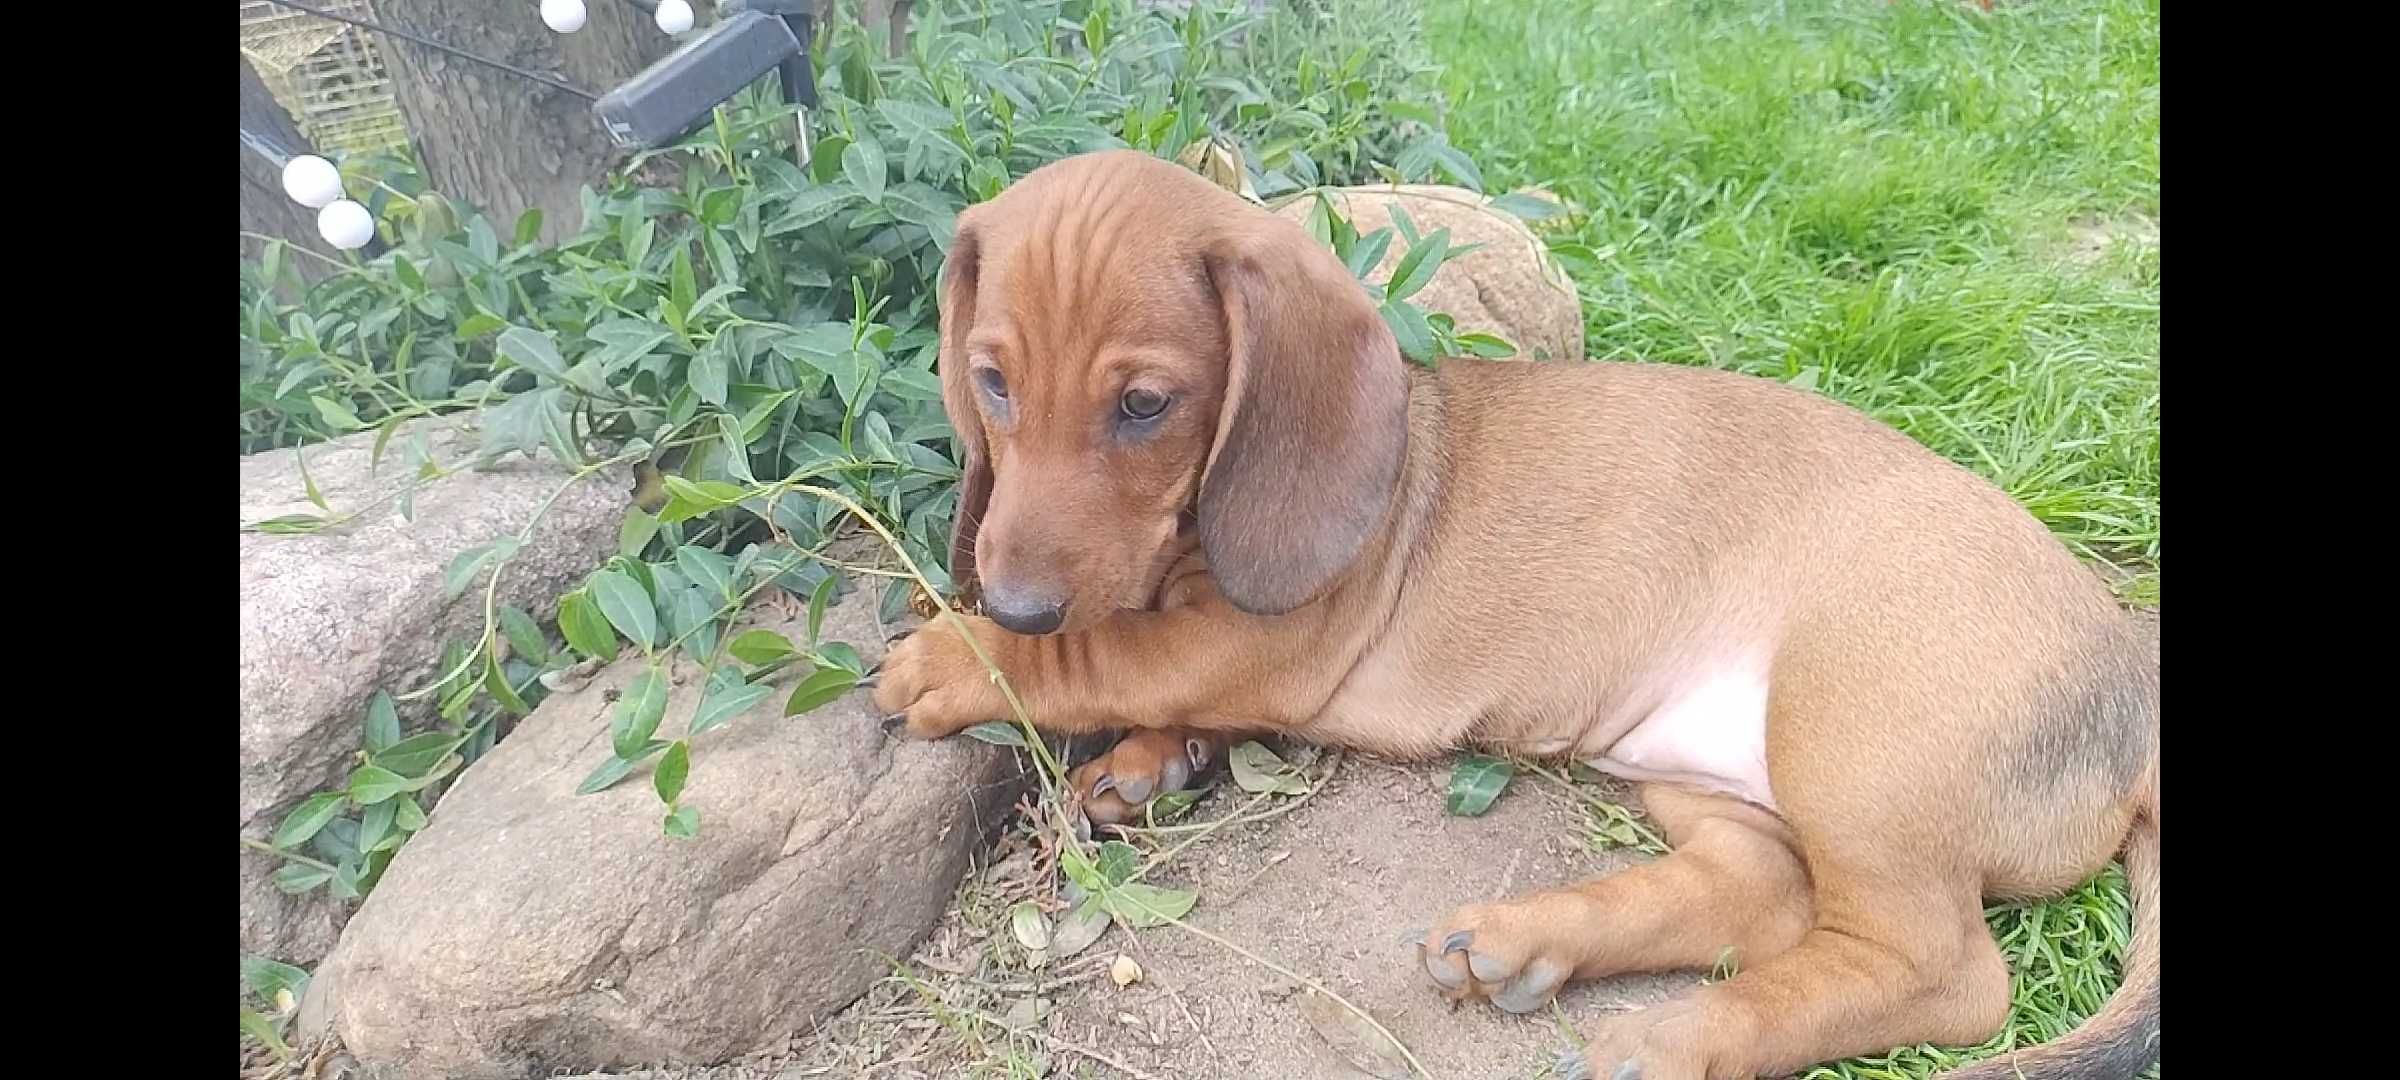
[297,595,1024,1078]
[240,416,626,966]
[1274,184,1587,364]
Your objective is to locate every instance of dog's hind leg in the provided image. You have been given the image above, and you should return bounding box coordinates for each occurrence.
[1419,784,1813,1014]
[1552,649,2085,1080]
[1066,727,1233,827]
[1555,837,2010,1080]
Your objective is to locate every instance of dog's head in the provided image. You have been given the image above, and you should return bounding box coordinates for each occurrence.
[937,150,1410,635]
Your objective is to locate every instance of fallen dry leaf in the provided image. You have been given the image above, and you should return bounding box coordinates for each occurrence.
[1230,740,1311,796]
[630,460,668,513]
[1009,901,1050,952]
[1051,896,1112,959]
[1175,134,1259,203]
[1297,988,1411,1080]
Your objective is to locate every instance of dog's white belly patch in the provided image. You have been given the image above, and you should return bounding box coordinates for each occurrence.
[1589,667,1776,811]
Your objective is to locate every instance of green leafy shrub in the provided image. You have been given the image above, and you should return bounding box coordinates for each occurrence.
[240,0,1461,448]
[240,0,1533,896]
[1232,0,1466,194]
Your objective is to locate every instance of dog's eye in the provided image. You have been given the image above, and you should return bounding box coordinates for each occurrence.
[972,366,1009,402]
[1120,388,1170,421]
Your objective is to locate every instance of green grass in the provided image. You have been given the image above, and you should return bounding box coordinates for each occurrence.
[1419,0,2160,1076]
[1428,0,2160,599]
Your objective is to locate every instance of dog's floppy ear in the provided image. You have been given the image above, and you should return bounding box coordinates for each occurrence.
[936,217,992,592]
[1198,217,1410,615]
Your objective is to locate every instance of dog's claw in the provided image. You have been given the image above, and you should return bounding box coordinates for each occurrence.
[880,713,907,734]
[856,674,880,690]
[1422,933,1469,991]
[1441,930,1473,956]
[1553,1046,1591,1080]
[1611,1063,1642,1080]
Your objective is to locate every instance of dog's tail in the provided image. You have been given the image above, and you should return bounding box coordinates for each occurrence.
[1943,772,2159,1080]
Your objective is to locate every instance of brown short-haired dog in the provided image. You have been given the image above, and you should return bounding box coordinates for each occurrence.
[873,150,2158,1080]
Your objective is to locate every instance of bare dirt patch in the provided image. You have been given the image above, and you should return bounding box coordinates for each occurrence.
[562,756,1687,1080]
[2060,212,2159,267]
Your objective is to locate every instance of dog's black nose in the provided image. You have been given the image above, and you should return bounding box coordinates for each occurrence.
[984,589,1067,635]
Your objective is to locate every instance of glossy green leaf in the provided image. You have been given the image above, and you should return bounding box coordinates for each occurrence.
[806,573,837,644]
[499,605,550,664]
[274,862,333,894]
[591,570,659,650]
[729,629,798,665]
[484,654,530,716]
[1102,883,1197,928]
[558,590,619,661]
[675,545,735,598]
[843,137,887,202]
[576,739,668,796]
[612,668,670,759]
[690,678,772,736]
[362,691,401,753]
[783,665,859,716]
[962,721,1026,747]
[348,765,413,805]
[496,326,571,382]
[654,740,691,804]
[272,792,347,849]
[1096,840,1140,886]
[372,730,465,777]
[1384,227,1451,302]
[1444,754,1514,816]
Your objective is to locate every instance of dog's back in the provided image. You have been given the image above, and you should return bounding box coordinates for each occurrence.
[1326,359,2154,812]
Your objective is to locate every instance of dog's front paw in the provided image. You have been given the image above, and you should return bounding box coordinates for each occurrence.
[1419,896,1585,1014]
[870,614,1015,739]
[1558,998,1714,1080]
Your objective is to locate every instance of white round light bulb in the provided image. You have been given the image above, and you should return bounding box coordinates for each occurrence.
[318,199,377,251]
[540,0,587,33]
[655,0,694,34]
[280,154,345,209]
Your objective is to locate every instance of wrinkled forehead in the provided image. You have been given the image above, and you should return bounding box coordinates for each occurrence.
[962,179,1226,366]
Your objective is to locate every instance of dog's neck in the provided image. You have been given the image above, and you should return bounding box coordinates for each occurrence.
[1386,363,1454,574]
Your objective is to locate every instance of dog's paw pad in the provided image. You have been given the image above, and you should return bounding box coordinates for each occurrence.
[1491,957,1569,1014]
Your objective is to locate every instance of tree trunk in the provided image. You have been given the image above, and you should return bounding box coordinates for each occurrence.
[241,58,341,288]
[375,0,672,245]
[856,0,916,57]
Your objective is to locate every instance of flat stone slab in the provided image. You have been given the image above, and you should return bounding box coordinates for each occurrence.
[297,594,1024,1079]
[240,415,627,966]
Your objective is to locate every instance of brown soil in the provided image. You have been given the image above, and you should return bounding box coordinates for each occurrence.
[573,755,1689,1080]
